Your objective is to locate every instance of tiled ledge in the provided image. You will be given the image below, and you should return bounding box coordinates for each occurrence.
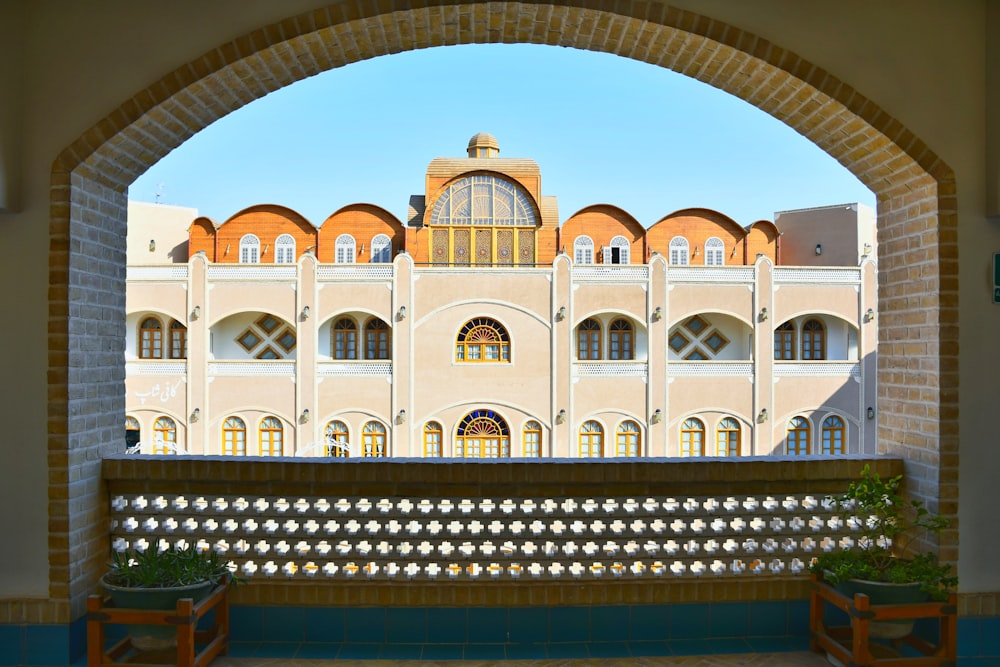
[103,455,903,496]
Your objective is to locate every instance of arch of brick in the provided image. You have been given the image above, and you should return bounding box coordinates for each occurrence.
[47,1,958,620]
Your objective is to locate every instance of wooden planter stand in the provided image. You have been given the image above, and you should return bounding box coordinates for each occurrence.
[86,578,229,667]
[809,573,957,666]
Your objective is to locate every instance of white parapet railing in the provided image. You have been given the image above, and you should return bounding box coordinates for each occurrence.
[668,362,754,377]
[207,265,298,281]
[572,266,650,283]
[127,265,190,281]
[573,361,648,378]
[104,457,899,595]
[773,267,862,284]
[666,267,755,283]
[774,362,861,378]
[207,360,296,377]
[317,265,394,281]
[126,360,188,376]
[317,362,392,377]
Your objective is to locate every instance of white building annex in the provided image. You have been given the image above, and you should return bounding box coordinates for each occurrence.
[125,134,877,461]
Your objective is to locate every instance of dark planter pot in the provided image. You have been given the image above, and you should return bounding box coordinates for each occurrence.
[835,578,928,639]
[101,575,215,651]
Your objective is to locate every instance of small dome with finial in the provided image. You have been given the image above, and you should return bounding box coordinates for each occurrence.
[467,132,500,158]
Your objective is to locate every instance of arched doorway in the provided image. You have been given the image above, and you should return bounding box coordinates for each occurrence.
[49,2,957,615]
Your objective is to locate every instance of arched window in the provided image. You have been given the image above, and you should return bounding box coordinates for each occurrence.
[605,235,631,265]
[333,318,358,360]
[370,234,391,263]
[430,174,537,227]
[427,175,537,266]
[152,416,176,455]
[456,318,510,363]
[802,319,826,360]
[325,420,349,457]
[616,420,641,457]
[705,237,725,266]
[774,321,795,360]
[364,318,391,360]
[522,420,541,457]
[259,416,283,456]
[362,421,386,458]
[609,318,634,360]
[455,410,510,458]
[579,420,604,458]
[169,320,187,359]
[239,234,260,263]
[223,416,246,456]
[680,418,705,457]
[574,236,594,264]
[274,234,295,264]
[577,318,602,360]
[335,234,356,264]
[423,421,442,458]
[787,416,811,455]
[139,317,163,359]
[821,415,845,455]
[669,237,690,266]
[125,416,140,451]
[716,417,740,456]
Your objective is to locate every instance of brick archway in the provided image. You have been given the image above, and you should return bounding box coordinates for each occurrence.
[48,1,957,618]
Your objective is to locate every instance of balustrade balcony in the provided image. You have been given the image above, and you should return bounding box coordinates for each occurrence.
[104,455,900,607]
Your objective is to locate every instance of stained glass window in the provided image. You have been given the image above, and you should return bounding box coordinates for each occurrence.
[429,175,536,227]
[456,318,510,363]
[455,410,510,458]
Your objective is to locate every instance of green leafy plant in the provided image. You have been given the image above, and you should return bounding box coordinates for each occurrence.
[105,545,242,589]
[810,464,957,601]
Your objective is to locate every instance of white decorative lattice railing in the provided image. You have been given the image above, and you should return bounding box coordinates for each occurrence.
[207,361,296,376]
[317,361,392,377]
[667,267,755,282]
[572,266,650,282]
[104,457,898,596]
[207,265,298,280]
[317,265,394,281]
[127,265,190,281]
[773,267,861,284]
[774,362,860,377]
[667,362,754,377]
[573,361,648,377]
[126,360,188,376]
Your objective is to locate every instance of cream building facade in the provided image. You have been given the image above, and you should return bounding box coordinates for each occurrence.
[4,3,998,663]
[125,135,878,461]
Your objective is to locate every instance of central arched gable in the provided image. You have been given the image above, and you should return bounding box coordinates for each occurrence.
[48,1,957,619]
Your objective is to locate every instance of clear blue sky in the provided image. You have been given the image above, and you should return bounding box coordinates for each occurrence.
[129,44,874,228]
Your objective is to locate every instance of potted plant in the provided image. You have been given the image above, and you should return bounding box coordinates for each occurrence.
[810,464,957,639]
[102,545,239,651]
